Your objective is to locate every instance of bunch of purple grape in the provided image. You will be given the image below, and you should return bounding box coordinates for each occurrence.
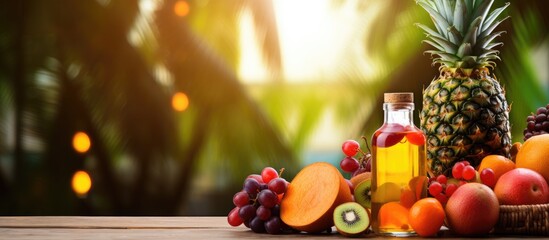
[523,104,549,141]
[227,167,294,234]
[340,139,372,176]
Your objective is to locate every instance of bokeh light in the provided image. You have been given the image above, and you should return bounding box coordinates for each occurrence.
[72,131,91,153]
[72,171,92,197]
[172,92,189,112]
[174,0,189,17]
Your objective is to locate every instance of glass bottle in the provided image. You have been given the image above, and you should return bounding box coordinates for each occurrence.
[370,92,427,237]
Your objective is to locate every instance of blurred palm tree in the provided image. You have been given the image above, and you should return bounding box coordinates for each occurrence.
[0,0,294,215]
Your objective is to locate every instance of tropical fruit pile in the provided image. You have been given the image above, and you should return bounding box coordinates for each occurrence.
[226,0,549,237]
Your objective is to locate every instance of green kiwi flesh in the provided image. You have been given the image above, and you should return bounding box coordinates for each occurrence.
[354,179,372,209]
[333,202,370,237]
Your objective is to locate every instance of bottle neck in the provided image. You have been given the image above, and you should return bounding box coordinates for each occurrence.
[383,103,414,126]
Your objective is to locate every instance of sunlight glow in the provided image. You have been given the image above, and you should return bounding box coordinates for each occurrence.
[72,131,91,154]
[172,92,189,112]
[72,171,92,197]
[174,0,190,17]
[239,0,374,83]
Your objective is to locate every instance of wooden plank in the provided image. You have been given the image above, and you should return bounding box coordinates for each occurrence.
[0,217,515,239]
[0,217,226,229]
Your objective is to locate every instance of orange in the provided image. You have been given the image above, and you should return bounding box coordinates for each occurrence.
[478,155,515,182]
[516,134,549,183]
[408,198,445,237]
[378,202,410,230]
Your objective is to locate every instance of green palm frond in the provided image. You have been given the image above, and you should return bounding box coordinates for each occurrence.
[497,7,549,142]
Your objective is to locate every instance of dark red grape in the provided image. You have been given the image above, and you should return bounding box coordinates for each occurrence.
[536,114,547,122]
[233,191,250,207]
[258,189,278,208]
[527,115,535,122]
[228,207,243,227]
[537,107,547,115]
[268,178,287,194]
[373,132,405,148]
[243,178,261,194]
[340,156,359,173]
[250,217,266,233]
[271,205,280,217]
[261,167,279,184]
[342,140,360,157]
[256,205,271,221]
[265,217,283,234]
[247,174,264,183]
[528,121,535,131]
[239,204,256,222]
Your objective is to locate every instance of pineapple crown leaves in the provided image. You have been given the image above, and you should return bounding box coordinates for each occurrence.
[416,0,510,69]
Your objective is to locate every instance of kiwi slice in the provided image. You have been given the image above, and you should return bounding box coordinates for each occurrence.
[333,202,370,237]
[354,179,372,209]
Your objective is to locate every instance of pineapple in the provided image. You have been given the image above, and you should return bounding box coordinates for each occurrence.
[416,0,512,177]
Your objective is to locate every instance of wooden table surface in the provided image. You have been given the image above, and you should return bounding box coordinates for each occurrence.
[0,216,522,239]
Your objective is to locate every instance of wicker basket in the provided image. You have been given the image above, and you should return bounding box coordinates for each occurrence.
[495,204,549,235]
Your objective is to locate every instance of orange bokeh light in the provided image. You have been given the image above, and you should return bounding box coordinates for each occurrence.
[72,131,91,153]
[72,170,92,197]
[174,1,190,17]
[172,92,189,112]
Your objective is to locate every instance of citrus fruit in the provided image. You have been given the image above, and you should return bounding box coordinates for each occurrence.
[408,198,445,237]
[378,202,410,230]
[516,134,549,183]
[478,155,515,182]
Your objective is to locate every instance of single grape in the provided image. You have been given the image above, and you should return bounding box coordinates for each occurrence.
[528,121,536,131]
[527,115,536,122]
[265,217,283,234]
[340,156,360,173]
[243,178,261,194]
[436,174,447,185]
[462,165,476,181]
[233,191,250,207]
[271,205,280,217]
[434,193,448,205]
[538,107,548,115]
[250,217,266,233]
[445,183,458,197]
[342,140,360,157]
[239,204,256,222]
[480,168,496,188]
[543,121,549,129]
[268,178,288,194]
[364,157,372,172]
[261,167,279,184]
[428,181,443,196]
[256,205,272,221]
[258,189,278,208]
[461,160,471,166]
[452,162,465,179]
[247,174,264,183]
[536,114,547,123]
[228,207,243,227]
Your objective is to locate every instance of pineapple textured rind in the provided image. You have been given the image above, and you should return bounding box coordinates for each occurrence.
[416,0,512,176]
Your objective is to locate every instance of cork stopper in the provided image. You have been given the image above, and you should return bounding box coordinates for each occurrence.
[384,92,413,103]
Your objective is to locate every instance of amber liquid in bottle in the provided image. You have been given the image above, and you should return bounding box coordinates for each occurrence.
[370,93,427,237]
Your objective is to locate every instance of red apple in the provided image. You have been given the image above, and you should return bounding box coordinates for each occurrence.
[494,168,549,205]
